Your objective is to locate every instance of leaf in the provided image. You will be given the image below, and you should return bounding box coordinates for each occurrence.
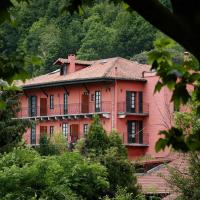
[0,100,6,110]
[154,81,163,93]
[155,138,168,152]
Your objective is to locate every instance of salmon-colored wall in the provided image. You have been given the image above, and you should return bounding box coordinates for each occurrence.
[20,74,174,159]
[143,72,173,158]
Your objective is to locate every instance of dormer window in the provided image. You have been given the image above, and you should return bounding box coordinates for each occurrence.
[60,64,67,75]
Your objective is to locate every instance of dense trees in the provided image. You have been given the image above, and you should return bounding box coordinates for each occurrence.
[0,148,109,200]
[0,0,156,74]
[0,83,32,153]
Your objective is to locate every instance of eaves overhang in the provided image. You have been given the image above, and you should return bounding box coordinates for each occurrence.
[22,77,147,90]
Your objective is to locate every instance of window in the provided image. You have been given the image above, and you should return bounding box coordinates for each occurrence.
[126,91,136,113]
[127,120,144,144]
[95,91,101,112]
[29,96,37,116]
[83,124,89,135]
[60,65,67,75]
[31,125,36,145]
[62,123,68,137]
[127,121,136,143]
[50,95,54,109]
[64,93,68,114]
[131,92,135,109]
[50,126,54,136]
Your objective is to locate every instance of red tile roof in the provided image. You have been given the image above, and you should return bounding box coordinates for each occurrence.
[53,58,95,65]
[17,57,150,88]
[137,153,188,198]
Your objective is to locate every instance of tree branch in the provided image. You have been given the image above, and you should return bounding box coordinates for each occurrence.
[124,0,200,61]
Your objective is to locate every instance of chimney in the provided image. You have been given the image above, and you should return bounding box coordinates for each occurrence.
[67,54,76,74]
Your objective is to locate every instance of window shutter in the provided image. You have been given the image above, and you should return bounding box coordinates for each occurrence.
[35,96,37,116]
[138,121,143,144]
[138,92,143,113]
[127,121,132,143]
[28,96,31,117]
[126,91,131,112]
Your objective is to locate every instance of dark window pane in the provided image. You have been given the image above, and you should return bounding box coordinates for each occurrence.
[31,125,36,145]
[50,95,54,109]
[64,93,68,114]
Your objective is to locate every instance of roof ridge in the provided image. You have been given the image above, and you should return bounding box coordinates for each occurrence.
[103,57,119,78]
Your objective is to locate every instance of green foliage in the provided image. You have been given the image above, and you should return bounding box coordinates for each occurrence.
[101,147,138,194]
[37,133,58,156]
[148,34,200,152]
[76,115,139,197]
[85,115,109,156]
[0,83,32,153]
[167,153,200,200]
[0,0,156,74]
[103,187,145,200]
[50,132,68,154]
[37,132,67,156]
[132,51,148,64]
[0,147,109,200]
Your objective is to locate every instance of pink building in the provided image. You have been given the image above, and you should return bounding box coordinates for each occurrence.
[18,55,173,159]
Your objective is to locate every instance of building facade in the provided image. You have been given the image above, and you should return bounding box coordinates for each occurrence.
[17,55,173,159]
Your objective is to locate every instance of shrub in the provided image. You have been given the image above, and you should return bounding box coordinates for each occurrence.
[75,115,140,197]
[0,147,109,200]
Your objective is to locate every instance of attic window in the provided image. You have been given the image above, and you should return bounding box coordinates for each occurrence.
[60,64,67,75]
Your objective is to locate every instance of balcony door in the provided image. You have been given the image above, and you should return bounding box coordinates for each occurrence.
[40,126,47,135]
[127,120,143,144]
[127,121,136,143]
[81,93,89,113]
[70,124,79,143]
[126,91,136,113]
[40,98,47,116]
[95,91,101,112]
[29,96,37,117]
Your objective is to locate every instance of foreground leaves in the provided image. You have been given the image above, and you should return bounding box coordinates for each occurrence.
[0,148,109,200]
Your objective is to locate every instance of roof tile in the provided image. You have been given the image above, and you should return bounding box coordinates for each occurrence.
[18,57,150,88]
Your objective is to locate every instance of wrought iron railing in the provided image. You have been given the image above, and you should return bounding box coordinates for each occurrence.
[117,102,149,114]
[17,101,112,118]
[122,132,149,145]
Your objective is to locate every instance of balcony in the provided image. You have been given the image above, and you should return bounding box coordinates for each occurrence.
[17,101,112,120]
[123,132,149,147]
[117,102,149,118]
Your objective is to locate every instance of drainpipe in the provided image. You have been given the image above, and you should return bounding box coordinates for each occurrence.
[114,67,118,130]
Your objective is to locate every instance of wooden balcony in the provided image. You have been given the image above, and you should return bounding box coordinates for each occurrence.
[117,102,149,118]
[17,101,111,120]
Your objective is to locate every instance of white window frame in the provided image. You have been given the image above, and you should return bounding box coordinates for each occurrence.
[62,123,68,137]
[83,124,89,135]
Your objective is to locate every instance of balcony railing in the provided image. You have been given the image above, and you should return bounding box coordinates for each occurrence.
[18,101,112,118]
[122,132,149,146]
[117,102,149,115]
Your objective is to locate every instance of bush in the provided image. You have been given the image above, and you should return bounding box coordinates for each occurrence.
[75,115,139,197]
[37,132,67,156]
[0,147,109,200]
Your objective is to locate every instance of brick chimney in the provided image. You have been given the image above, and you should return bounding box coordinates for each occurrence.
[67,54,76,74]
